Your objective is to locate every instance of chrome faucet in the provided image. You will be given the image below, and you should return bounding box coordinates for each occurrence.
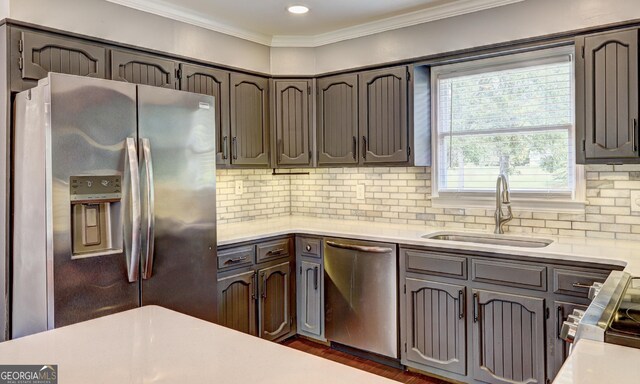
[494,174,513,234]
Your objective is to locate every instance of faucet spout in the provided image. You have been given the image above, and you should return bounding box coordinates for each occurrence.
[494,174,513,234]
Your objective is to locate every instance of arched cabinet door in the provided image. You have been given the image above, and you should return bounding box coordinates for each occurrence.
[258,261,291,341]
[217,270,257,336]
[230,73,270,167]
[110,49,176,89]
[358,66,410,165]
[272,79,311,167]
[179,64,231,165]
[577,29,639,162]
[471,289,546,384]
[12,29,107,91]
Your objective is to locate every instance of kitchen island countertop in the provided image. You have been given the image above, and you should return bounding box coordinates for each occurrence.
[0,305,396,384]
[218,215,640,274]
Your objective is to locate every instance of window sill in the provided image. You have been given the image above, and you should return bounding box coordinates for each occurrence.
[430,195,586,213]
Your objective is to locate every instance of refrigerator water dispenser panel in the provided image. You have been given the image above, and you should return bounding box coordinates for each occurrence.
[70,175,123,258]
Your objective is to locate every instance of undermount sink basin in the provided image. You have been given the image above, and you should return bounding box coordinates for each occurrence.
[422,232,553,248]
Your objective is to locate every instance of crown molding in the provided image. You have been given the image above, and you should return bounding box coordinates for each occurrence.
[104,0,273,46]
[106,0,524,48]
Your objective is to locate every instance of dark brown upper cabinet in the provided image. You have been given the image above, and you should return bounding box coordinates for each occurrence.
[179,64,231,166]
[230,73,270,167]
[316,74,360,166]
[272,79,312,167]
[359,66,410,165]
[11,28,107,92]
[576,28,639,163]
[110,49,177,89]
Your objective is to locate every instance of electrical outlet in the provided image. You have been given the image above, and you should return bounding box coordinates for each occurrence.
[235,180,243,195]
[356,184,365,200]
[631,191,640,212]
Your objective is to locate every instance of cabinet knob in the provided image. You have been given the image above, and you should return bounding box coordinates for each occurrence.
[305,244,312,252]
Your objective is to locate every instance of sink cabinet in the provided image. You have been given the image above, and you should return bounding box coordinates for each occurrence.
[400,246,620,384]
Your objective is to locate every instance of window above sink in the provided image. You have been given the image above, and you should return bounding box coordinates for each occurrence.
[430,46,586,213]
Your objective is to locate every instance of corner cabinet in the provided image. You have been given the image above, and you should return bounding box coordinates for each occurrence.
[271,79,312,167]
[296,236,324,340]
[359,66,410,165]
[471,289,546,384]
[576,28,640,163]
[110,49,177,88]
[230,73,270,167]
[10,28,107,92]
[179,64,231,165]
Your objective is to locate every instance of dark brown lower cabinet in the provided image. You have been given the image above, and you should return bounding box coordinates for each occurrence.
[472,289,545,384]
[297,259,322,337]
[405,278,466,376]
[217,270,257,336]
[549,301,588,380]
[259,261,291,341]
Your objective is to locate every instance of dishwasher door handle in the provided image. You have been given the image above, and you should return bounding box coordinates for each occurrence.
[325,240,393,254]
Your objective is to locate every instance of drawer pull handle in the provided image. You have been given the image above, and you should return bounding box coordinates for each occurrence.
[266,248,285,255]
[314,266,319,290]
[458,290,464,320]
[224,256,247,264]
[572,282,592,289]
[305,244,312,252]
[557,306,564,339]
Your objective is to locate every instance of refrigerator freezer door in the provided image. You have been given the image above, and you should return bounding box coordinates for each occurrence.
[137,85,217,323]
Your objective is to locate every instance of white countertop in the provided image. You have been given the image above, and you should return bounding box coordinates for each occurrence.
[218,216,640,274]
[0,306,395,384]
[552,339,640,384]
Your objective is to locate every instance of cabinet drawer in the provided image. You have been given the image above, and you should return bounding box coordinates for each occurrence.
[472,259,547,291]
[218,245,254,271]
[553,268,610,298]
[257,238,291,263]
[405,249,467,279]
[297,237,321,258]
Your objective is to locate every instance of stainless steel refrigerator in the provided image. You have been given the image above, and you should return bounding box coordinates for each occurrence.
[11,73,217,338]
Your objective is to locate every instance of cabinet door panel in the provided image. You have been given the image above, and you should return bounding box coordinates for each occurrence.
[405,278,466,375]
[317,74,359,165]
[111,49,176,89]
[549,301,587,381]
[583,29,639,160]
[359,66,409,164]
[259,261,290,341]
[274,80,311,166]
[230,73,270,166]
[14,30,107,90]
[297,259,322,336]
[180,64,230,165]
[472,289,545,384]
[217,270,256,335]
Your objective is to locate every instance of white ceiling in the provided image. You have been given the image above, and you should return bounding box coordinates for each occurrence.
[105,0,524,47]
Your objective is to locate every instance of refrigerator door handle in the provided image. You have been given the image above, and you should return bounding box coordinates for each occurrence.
[123,137,141,283]
[140,138,156,280]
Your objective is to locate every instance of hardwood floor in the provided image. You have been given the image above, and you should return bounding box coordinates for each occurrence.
[282,337,451,384]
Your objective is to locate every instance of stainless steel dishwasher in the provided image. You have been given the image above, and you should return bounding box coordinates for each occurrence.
[324,238,398,358]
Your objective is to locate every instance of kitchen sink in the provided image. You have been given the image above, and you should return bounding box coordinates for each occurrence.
[422,232,553,248]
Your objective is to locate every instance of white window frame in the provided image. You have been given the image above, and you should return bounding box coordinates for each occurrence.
[430,46,586,213]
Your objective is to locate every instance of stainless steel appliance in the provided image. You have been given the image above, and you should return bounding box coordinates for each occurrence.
[324,238,398,358]
[11,73,217,338]
[561,271,640,350]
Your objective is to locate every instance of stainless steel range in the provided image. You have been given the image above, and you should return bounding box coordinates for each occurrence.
[561,271,640,349]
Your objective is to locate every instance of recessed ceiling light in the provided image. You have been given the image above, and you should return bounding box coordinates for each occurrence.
[287,5,309,14]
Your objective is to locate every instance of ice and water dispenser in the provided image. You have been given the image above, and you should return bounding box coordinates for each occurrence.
[70,175,123,258]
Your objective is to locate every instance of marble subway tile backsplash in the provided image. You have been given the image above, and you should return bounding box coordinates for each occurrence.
[217,165,640,240]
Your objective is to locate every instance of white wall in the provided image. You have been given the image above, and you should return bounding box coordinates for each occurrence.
[0,0,9,20]
[273,0,640,75]
[8,0,271,73]
[6,0,640,75]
